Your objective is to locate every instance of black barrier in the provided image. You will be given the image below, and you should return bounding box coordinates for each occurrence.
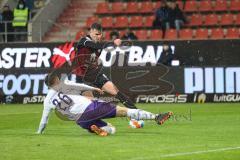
[1,40,240,103]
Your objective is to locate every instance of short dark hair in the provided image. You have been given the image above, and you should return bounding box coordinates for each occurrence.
[44,73,59,87]
[90,23,102,32]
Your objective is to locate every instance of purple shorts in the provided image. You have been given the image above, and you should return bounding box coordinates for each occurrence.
[76,100,116,131]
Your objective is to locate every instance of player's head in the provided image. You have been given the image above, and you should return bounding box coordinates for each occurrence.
[44,73,60,88]
[89,23,103,42]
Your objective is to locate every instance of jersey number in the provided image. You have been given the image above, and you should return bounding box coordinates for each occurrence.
[52,92,73,110]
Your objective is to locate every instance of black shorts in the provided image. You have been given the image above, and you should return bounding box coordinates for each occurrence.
[76,70,110,88]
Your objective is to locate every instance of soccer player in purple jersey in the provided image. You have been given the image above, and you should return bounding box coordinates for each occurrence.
[37,73,173,136]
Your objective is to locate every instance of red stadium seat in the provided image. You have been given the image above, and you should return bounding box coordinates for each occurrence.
[111,2,125,14]
[204,14,219,26]
[225,28,239,39]
[129,16,143,28]
[139,2,153,13]
[149,29,163,40]
[86,16,99,28]
[101,17,113,28]
[155,1,161,9]
[213,0,227,12]
[179,29,193,40]
[188,14,203,26]
[235,14,240,25]
[210,28,224,39]
[115,16,129,28]
[184,1,198,12]
[195,28,209,39]
[144,16,155,27]
[126,2,139,13]
[220,14,234,26]
[176,1,184,10]
[199,0,212,12]
[229,0,240,11]
[135,30,148,40]
[165,29,177,40]
[96,3,109,14]
[104,30,111,40]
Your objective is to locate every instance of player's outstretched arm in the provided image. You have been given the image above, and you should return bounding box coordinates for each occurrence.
[36,102,53,134]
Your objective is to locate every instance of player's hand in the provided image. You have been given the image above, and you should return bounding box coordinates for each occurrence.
[95,88,104,95]
[114,39,122,46]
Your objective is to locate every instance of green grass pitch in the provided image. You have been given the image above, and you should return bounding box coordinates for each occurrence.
[0,103,240,160]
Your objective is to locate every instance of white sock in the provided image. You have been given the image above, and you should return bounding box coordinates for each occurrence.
[127,109,156,120]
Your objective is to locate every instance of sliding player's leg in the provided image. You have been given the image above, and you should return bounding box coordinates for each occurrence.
[116,106,173,125]
[76,100,117,136]
[78,119,115,136]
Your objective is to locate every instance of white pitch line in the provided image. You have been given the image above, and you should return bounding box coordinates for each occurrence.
[161,146,240,158]
[129,146,240,160]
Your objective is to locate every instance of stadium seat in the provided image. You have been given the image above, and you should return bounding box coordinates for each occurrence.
[188,14,203,26]
[149,29,163,40]
[176,1,184,10]
[184,0,198,12]
[135,30,148,40]
[179,29,193,40]
[165,29,177,40]
[155,1,161,9]
[86,16,99,28]
[115,16,129,28]
[204,14,219,26]
[210,28,224,39]
[220,14,234,26]
[235,14,240,25]
[213,0,227,12]
[195,28,209,39]
[139,2,153,13]
[75,29,85,41]
[104,30,111,40]
[126,2,139,14]
[101,17,113,28]
[111,2,125,14]
[96,2,109,14]
[119,30,125,38]
[129,16,143,28]
[199,0,212,12]
[225,28,239,39]
[229,0,240,11]
[144,16,155,27]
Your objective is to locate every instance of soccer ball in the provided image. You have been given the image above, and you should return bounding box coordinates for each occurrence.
[129,119,144,128]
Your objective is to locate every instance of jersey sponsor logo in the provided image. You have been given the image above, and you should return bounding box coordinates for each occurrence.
[184,67,240,93]
[136,94,188,103]
[23,95,46,104]
[0,74,48,95]
[213,94,240,102]
[99,45,175,67]
[0,47,51,69]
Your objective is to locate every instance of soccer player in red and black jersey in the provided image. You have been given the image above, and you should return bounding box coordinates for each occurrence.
[74,23,137,109]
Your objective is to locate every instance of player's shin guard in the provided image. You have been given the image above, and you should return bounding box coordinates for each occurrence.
[115,92,137,109]
[127,109,156,120]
